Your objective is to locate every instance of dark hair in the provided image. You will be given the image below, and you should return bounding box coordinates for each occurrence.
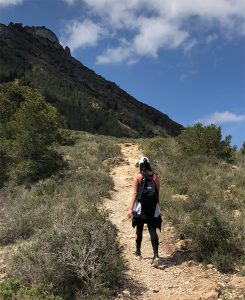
[139,160,152,174]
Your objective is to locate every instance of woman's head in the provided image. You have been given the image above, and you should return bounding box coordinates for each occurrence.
[139,156,152,173]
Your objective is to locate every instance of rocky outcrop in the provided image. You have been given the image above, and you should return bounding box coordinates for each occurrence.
[25,26,60,48]
[65,46,71,56]
[0,24,12,37]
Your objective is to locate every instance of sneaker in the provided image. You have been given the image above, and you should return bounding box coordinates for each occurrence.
[152,256,160,267]
[135,249,141,259]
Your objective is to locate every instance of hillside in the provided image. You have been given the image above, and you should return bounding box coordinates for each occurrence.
[1,134,244,299]
[0,22,183,138]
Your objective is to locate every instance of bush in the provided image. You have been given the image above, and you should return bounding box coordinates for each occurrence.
[140,136,245,272]
[0,82,63,185]
[184,209,240,271]
[176,123,235,161]
[0,280,61,300]
[1,132,125,299]
[9,208,125,299]
[241,142,245,155]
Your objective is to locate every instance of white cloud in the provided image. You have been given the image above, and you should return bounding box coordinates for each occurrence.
[197,111,245,125]
[133,17,189,57]
[63,0,245,63]
[96,45,133,64]
[62,19,105,51]
[0,0,23,6]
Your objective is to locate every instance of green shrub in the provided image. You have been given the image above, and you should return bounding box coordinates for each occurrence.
[0,280,61,300]
[176,123,235,161]
[0,82,63,184]
[241,142,245,155]
[140,136,245,272]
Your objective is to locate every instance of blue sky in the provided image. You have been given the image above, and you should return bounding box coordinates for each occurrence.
[0,0,245,147]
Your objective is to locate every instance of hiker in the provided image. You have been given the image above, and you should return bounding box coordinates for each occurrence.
[127,156,162,267]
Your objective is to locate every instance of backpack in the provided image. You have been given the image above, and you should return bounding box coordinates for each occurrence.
[137,174,159,219]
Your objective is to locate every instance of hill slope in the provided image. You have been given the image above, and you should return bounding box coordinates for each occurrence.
[0,22,183,137]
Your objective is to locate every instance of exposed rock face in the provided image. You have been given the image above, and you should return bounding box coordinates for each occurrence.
[33,27,59,44]
[0,22,184,138]
[24,26,61,48]
[0,24,12,37]
[65,46,71,56]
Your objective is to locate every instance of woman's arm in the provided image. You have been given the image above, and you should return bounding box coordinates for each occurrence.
[154,174,160,191]
[127,174,139,218]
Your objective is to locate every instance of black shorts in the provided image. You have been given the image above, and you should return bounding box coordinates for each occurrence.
[132,215,162,231]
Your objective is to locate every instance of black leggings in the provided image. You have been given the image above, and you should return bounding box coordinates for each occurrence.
[136,219,159,256]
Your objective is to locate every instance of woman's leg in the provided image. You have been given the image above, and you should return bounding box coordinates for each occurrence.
[147,222,159,257]
[135,219,144,254]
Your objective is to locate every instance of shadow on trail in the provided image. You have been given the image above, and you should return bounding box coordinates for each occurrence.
[116,274,148,299]
[144,249,192,270]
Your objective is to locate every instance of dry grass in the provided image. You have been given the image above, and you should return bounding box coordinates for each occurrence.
[0,131,125,299]
[140,137,245,272]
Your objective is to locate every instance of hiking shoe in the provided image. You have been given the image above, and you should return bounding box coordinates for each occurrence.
[135,249,141,259]
[152,256,160,267]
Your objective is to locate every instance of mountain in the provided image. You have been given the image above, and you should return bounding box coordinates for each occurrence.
[0,22,184,137]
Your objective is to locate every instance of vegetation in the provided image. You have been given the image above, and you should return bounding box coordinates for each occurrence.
[141,129,245,273]
[0,83,125,298]
[176,123,235,161]
[0,83,63,185]
[0,22,183,138]
[240,142,245,155]
[0,132,125,299]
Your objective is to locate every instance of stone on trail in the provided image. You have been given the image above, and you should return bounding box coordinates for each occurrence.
[122,289,131,296]
[207,264,214,269]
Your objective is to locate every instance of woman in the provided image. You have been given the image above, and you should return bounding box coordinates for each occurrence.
[127,156,162,267]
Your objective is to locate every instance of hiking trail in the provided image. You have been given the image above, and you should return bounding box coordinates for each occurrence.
[104,143,245,300]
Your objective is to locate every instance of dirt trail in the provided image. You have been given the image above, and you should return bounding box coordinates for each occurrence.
[104,143,245,300]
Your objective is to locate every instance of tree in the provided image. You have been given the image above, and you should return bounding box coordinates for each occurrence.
[176,123,234,161]
[240,142,245,155]
[0,83,62,184]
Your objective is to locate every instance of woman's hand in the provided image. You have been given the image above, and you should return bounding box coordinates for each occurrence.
[127,208,133,219]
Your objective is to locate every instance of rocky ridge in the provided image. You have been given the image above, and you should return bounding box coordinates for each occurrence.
[0,22,183,138]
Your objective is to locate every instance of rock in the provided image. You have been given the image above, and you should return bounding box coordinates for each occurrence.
[0,24,12,37]
[187,260,197,267]
[203,290,218,299]
[122,290,130,296]
[153,288,160,293]
[165,226,175,232]
[32,27,59,45]
[65,46,71,55]
[176,239,189,251]
[233,210,241,218]
[207,264,214,269]
[64,154,73,161]
[172,194,189,201]
[217,282,226,289]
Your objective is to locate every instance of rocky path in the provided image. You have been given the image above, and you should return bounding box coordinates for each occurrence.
[104,143,245,300]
